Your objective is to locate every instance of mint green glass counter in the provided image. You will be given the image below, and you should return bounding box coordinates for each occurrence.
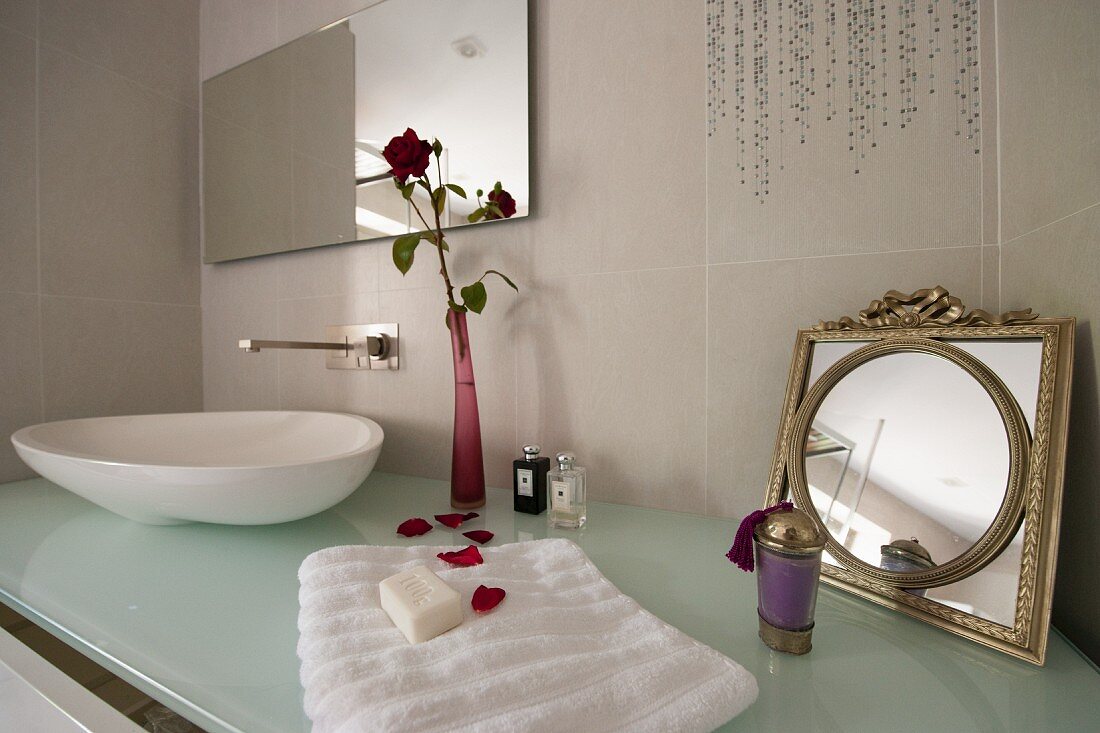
[0,472,1098,732]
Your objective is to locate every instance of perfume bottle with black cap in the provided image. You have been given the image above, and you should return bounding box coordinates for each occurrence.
[513,444,549,515]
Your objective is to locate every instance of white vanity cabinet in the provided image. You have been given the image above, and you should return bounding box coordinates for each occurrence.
[0,628,142,732]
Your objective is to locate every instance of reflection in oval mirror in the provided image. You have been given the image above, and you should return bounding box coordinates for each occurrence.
[803,351,1010,576]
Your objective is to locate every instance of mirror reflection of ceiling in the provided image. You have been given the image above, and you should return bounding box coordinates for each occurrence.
[202,0,529,263]
[808,340,1043,431]
[805,350,1011,565]
[350,0,529,220]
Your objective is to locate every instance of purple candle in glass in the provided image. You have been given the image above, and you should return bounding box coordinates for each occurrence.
[727,503,826,655]
[755,543,822,631]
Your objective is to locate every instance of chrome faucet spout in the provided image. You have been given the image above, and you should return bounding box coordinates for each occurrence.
[238,337,389,358]
[238,339,354,354]
[237,325,397,371]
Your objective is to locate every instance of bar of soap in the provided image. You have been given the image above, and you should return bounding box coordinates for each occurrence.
[379,565,463,644]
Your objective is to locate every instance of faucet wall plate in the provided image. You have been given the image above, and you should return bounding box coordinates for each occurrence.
[324,324,399,370]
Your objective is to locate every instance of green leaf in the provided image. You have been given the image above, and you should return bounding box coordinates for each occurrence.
[445,303,468,329]
[483,269,518,292]
[445,183,467,199]
[485,203,503,218]
[467,207,486,223]
[417,230,446,250]
[391,233,420,275]
[400,181,416,200]
[460,281,487,314]
[432,139,443,157]
[431,187,447,215]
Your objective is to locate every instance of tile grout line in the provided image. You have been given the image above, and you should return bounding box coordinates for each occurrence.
[38,41,198,113]
[275,287,283,410]
[513,288,519,465]
[984,0,999,311]
[196,11,206,408]
[0,20,35,41]
[34,6,45,423]
[39,293,201,309]
[981,0,990,305]
[222,236,992,309]
[995,244,1002,313]
[703,266,710,517]
[994,0,1003,256]
[1001,201,1100,247]
[272,239,994,308]
[703,29,710,517]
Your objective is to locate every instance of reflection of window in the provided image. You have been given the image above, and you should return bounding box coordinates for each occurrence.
[808,485,891,561]
[354,140,390,183]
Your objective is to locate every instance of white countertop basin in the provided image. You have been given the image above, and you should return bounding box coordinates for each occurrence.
[10,412,383,525]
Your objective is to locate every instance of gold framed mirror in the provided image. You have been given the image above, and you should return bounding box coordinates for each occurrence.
[765,287,1075,665]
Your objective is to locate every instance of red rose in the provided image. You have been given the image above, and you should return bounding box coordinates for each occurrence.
[383,128,432,182]
[487,189,517,219]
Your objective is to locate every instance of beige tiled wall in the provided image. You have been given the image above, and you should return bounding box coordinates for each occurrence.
[0,0,1088,660]
[998,1,1100,665]
[199,0,998,517]
[198,4,1098,670]
[0,1,202,482]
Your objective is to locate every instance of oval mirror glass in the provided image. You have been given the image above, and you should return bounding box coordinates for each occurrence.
[803,351,1010,574]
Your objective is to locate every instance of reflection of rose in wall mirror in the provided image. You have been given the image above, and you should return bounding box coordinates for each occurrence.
[202,0,530,263]
[766,287,1075,664]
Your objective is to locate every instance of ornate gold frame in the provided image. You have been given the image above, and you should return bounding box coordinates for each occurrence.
[764,287,1075,665]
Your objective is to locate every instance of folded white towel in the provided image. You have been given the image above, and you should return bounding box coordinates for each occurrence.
[297,538,757,733]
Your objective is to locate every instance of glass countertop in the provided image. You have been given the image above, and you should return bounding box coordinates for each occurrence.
[0,473,1097,732]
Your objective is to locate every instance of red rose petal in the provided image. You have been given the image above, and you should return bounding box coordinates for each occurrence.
[396,517,433,537]
[434,513,464,528]
[435,512,478,529]
[471,585,506,613]
[462,530,494,545]
[436,545,484,566]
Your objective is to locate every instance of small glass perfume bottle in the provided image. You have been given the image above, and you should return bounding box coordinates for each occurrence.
[547,452,586,529]
[513,444,549,515]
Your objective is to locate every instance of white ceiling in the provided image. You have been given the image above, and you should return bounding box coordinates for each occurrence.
[807,339,1043,542]
[349,0,529,216]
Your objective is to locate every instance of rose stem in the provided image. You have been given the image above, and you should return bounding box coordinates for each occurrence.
[406,180,456,308]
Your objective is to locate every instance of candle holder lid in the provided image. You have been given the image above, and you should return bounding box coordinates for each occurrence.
[753,506,826,555]
[880,537,936,568]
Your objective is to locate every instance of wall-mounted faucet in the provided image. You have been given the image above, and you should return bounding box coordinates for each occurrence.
[239,324,399,370]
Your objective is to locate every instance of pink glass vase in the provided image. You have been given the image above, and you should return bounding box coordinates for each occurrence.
[447,309,485,508]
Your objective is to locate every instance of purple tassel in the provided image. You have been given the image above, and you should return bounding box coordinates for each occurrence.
[726,501,793,572]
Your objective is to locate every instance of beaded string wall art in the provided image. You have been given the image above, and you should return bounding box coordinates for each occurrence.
[706,0,981,201]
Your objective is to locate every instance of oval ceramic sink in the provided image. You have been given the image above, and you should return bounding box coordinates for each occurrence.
[11,412,383,525]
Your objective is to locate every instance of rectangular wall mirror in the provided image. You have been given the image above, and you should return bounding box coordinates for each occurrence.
[202,0,529,263]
